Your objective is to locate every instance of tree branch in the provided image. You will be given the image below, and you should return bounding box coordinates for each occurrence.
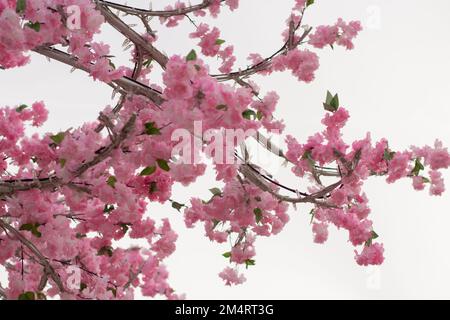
[95,3,169,69]
[32,46,164,105]
[0,284,6,299]
[98,0,225,17]
[0,219,65,293]
[211,25,312,82]
[0,114,136,197]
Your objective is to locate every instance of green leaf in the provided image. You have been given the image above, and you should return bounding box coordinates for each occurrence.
[216,104,228,111]
[80,282,87,292]
[215,39,226,45]
[139,166,157,176]
[36,292,46,300]
[171,201,185,212]
[365,230,379,247]
[254,208,263,223]
[242,109,257,120]
[97,246,113,257]
[422,177,431,183]
[306,0,314,7]
[186,49,197,61]
[256,111,264,121]
[325,91,334,105]
[144,122,161,135]
[18,291,35,300]
[411,158,425,176]
[25,21,41,32]
[149,181,158,194]
[103,204,115,213]
[16,104,29,112]
[59,159,66,168]
[107,176,117,188]
[107,287,117,297]
[309,209,315,224]
[156,159,170,171]
[245,259,255,269]
[212,219,220,230]
[19,223,41,238]
[16,0,26,14]
[209,187,222,196]
[383,149,396,161]
[323,91,339,112]
[302,150,315,166]
[143,59,152,68]
[196,90,205,100]
[222,252,231,258]
[119,223,130,234]
[50,132,65,145]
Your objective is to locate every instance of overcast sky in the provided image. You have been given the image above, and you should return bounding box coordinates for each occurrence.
[1,0,450,299]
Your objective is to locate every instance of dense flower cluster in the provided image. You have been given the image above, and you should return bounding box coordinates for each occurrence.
[0,0,448,300]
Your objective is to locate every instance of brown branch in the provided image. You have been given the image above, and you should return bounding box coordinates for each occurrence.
[211,26,312,82]
[33,46,164,105]
[239,148,363,208]
[0,284,6,299]
[98,0,225,17]
[238,164,335,208]
[0,176,61,197]
[0,219,65,292]
[95,4,169,69]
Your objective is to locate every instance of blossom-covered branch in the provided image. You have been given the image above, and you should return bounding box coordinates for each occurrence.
[0,0,448,299]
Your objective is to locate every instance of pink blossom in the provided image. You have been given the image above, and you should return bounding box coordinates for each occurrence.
[225,0,239,11]
[336,19,363,50]
[386,151,412,183]
[89,58,127,83]
[312,222,328,243]
[309,19,362,50]
[194,25,222,57]
[294,0,307,10]
[412,176,426,191]
[219,267,246,286]
[355,243,385,266]
[309,25,339,48]
[429,170,445,196]
[285,49,320,82]
[30,101,48,126]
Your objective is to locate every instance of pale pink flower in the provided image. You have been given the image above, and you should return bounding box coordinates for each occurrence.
[219,267,246,286]
[355,243,384,266]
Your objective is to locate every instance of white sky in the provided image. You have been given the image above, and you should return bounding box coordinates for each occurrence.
[1,0,450,299]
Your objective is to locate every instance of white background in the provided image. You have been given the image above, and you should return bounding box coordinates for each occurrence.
[1,0,450,299]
